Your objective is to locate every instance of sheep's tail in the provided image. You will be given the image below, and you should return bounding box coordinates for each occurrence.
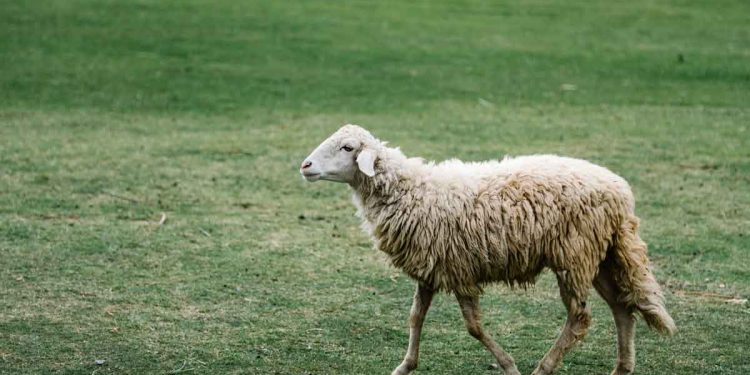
[611,216,676,336]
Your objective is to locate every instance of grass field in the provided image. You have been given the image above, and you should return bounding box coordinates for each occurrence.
[1,0,749,374]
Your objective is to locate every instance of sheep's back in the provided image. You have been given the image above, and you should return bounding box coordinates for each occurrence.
[358,155,635,295]
[477,156,633,284]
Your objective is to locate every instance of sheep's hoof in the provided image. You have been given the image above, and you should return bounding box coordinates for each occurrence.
[610,365,634,375]
[488,363,521,375]
[530,366,553,375]
[391,361,417,375]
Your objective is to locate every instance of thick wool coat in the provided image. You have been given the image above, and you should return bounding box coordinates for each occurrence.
[351,141,674,334]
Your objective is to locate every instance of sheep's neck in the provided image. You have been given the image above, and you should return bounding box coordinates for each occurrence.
[350,154,420,258]
[350,157,412,208]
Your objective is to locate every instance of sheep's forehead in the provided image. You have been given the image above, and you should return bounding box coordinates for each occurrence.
[325,124,374,145]
[335,124,371,138]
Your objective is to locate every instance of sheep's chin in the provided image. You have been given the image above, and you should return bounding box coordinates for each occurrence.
[301,173,321,182]
[319,174,351,183]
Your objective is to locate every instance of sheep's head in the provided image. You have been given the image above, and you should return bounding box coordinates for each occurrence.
[300,124,380,184]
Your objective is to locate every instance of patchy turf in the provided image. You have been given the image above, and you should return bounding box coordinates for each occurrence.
[1,1,748,374]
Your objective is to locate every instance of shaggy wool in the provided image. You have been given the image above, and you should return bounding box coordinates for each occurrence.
[346,126,675,334]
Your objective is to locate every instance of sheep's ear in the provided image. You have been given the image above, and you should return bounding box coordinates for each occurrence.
[356,148,377,177]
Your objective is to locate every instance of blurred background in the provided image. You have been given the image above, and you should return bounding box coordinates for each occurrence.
[1,1,748,374]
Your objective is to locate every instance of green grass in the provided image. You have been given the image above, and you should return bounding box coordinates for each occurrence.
[1,0,749,374]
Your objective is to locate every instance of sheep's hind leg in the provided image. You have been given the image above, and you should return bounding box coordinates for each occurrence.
[391,283,435,375]
[456,294,520,375]
[594,268,636,375]
[531,276,592,375]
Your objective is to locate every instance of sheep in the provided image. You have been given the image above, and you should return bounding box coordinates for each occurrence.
[300,124,675,375]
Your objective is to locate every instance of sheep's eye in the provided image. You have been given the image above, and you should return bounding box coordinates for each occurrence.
[341,145,354,152]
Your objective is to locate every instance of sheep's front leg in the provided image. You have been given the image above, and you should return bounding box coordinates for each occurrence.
[391,284,435,375]
[457,294,520,375]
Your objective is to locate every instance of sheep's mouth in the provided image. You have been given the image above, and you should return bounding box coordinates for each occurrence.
[302,172,321,181]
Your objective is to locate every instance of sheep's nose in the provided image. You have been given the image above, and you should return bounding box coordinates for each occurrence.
[301,160,313,170]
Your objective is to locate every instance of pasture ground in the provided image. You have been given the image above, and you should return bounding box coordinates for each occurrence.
[1,1,749,373]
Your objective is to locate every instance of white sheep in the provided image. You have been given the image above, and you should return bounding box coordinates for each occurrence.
[300,124,675,375]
